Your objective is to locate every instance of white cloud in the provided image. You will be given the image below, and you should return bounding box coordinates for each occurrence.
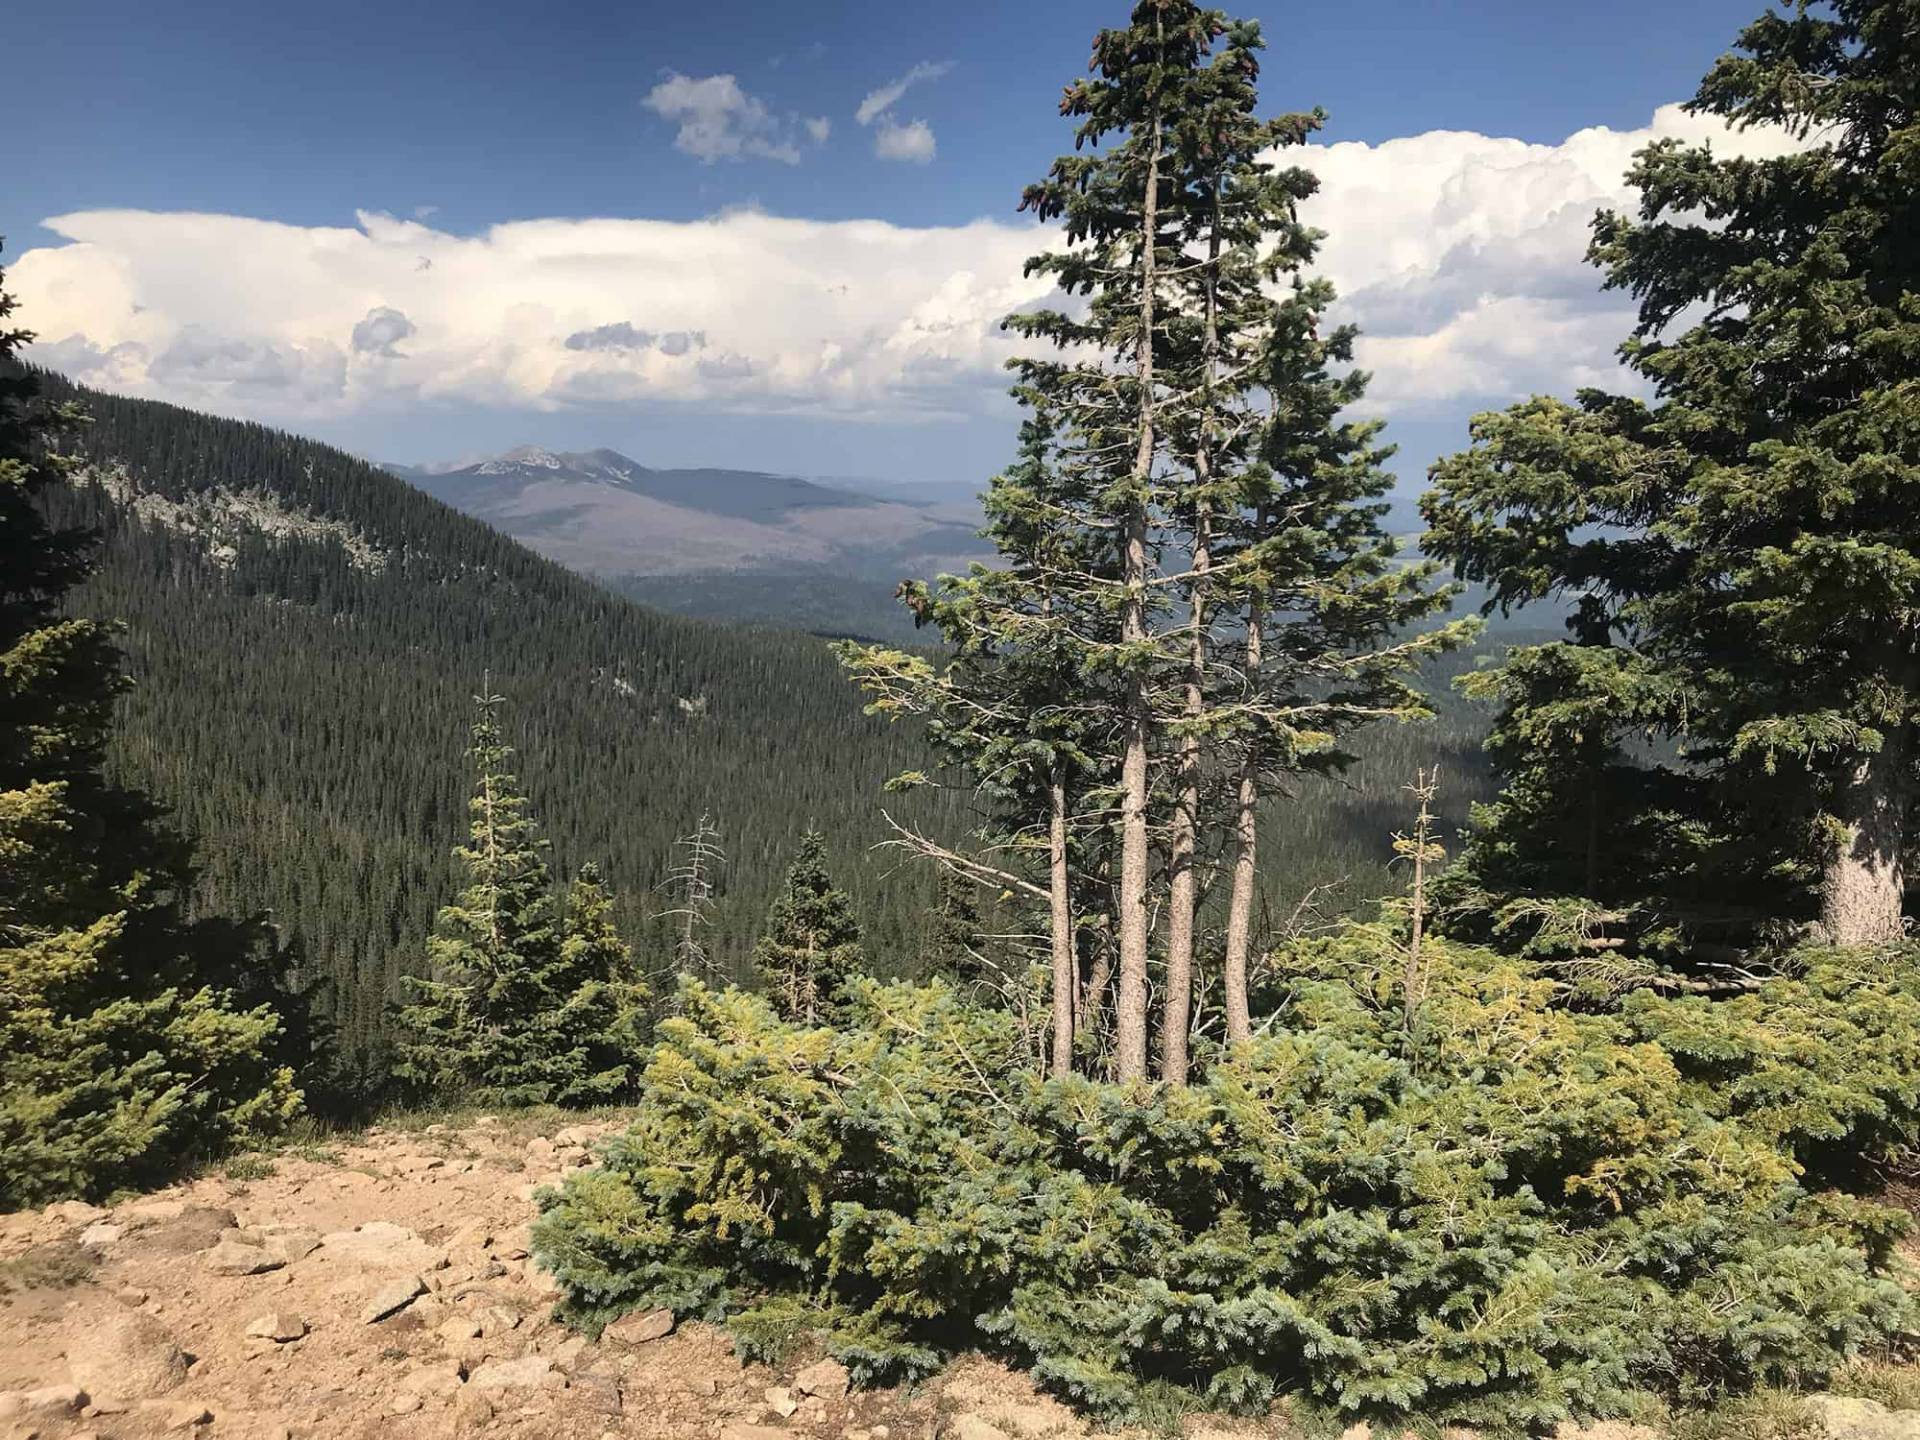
[805,115,832,145]
[11,105,1806,433]
[13,208,1055,423]
[855,60,952,126]
[857,60,948,163]
[1295,102,1803,415]
[642,73,824,165]
[873,117,936,165]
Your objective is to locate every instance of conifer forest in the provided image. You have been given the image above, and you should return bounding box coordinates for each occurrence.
[6,1,1920,1435]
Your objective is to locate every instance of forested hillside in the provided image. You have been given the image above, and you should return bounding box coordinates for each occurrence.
[32,369,1494,1088]
[29,371,971,1082]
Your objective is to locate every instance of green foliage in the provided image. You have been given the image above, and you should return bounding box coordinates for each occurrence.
[752,832,864,1024]
[919,868,984,985]
[392,695,642,1107]
[24,367,976,1092]
[21,359,1505,1099]
[1423,0,1920,947]
[534,941,1919,1433]
[0,257,299,1210]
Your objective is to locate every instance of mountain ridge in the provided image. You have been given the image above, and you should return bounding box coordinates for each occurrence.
[382,446,990,581]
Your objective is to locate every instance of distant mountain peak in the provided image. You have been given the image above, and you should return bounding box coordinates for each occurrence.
[475,444,567,474]
[382,446,990,580]
[467,446,649,486]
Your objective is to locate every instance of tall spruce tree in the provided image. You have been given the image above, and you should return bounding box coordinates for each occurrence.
[1424,0,1920,949]
[851,4,1459,1082]
[1,255,298,1207]
[753,831,863,1025]
[1010,1,1217,1081]
[545,861,648,1100]
[393,692,636,1104]
[1152,20,1465,1073]
[840,413,1121,1078]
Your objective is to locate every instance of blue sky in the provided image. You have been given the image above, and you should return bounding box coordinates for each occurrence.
[10,0,1776,488]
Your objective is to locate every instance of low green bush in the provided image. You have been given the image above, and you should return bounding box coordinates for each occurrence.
[532,940,1920,1434]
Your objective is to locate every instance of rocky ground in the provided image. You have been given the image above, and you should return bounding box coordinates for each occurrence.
[1,1115,1914,1440]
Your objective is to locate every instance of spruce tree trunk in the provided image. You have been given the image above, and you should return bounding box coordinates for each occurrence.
[1820,724,1910,946]
[1112,107,1162,1086]
[1162,500,1207,1085]
[1161,176,1222,1088]
[1077,883,1112,1052]
[1222,589,1261,1045]
[1049,774,1075,1079]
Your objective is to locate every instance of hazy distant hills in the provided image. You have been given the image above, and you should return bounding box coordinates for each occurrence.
[381,447,1454,641]
[383,446,991,582]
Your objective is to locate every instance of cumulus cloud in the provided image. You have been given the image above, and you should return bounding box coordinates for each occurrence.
[873,117,936,165]
[643,72,825,165]
[150,327,347,401]
[30,333,150,388]
[1295,102,1803,415]
[9,105,1805,432]
[351,305,415,357]
[857,60,949,163]
[12,207,1054,423]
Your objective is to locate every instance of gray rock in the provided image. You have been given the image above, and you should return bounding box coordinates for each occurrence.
[467,1355,555,1390]
[480,1305,523,1336]
[361,1275,427,1324]
[795,1358,850,1402]
[66,1306,187,1401]
[257,1224,321,1265]
[602,1307,674,1346]
[244,1311,309,1342]
[766,1386,799,1418]
[1806,1394,1920,1440]
[4,1384,86,1416]
[322,1220,448,1271]
[205,1238,283,1276]
[79,1221,125,1249]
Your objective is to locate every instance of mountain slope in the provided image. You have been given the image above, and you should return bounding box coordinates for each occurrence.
[385,446,990,580]
[34,374,961,1083]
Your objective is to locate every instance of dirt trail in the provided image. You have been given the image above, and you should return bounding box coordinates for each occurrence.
[0,1117,1135,1440]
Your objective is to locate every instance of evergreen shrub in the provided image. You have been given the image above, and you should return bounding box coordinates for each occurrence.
[532,940,1920,1432]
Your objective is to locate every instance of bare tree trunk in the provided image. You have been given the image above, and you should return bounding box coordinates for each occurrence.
[1222,588,1261,1045]
[1401,770,1439,1034]
[1112,101,1162,1086]
[1161,166,1224,1088]
[1049,773,1076,1080]
[1161,500,1206,1084]
[1820,725,1910,946]
[1077,878,1113,1051]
